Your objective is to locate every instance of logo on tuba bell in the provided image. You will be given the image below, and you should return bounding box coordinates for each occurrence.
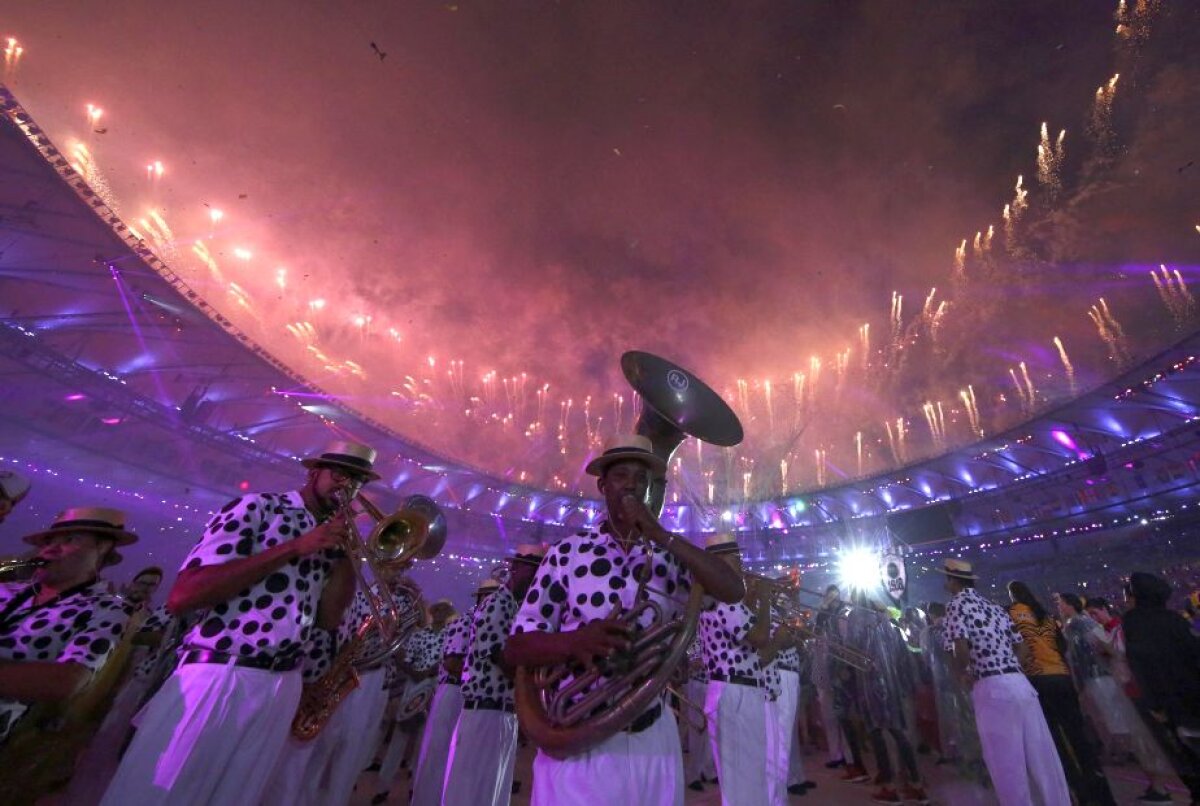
[667,369,689,393]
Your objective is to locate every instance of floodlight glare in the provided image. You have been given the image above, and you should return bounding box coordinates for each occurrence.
[838,548,879,592]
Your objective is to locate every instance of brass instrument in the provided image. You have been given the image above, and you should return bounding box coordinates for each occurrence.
[395,676,437,722]
[0,556,45,582]
[289,496,443,740]
[745,572,874,672]
[291,587,424,740]
[515,351,743,759]
[337,491,445,669]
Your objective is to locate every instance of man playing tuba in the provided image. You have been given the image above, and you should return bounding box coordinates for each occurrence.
[504,434,743,805]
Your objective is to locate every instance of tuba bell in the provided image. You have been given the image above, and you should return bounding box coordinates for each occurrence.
[514,351,743,758]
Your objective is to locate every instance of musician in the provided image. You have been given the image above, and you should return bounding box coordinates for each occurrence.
[102,441,372,806]
[442,543,546,806]
[0,469,30,525]
[811,585,850,771]
[683,635,716,791]
[770,634,817,797]
[0,507,136,745]
[374,598,457,801]
[939,558,1070,806]
[410,579,494,806]
[505,434,743,806]
[699,538,792,806]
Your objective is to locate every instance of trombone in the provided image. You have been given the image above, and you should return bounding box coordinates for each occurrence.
[334,490,447,668]
[743,572,874,672]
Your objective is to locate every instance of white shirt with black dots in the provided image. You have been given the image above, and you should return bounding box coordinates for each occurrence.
[439,614,472,686]
[0,580,132,742]
[404,625,448,674]
[699,600,766,684]
[941,587,1024,679]
[177,490,336,665]
[461,586,518,706]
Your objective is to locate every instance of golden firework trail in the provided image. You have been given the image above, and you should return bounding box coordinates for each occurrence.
[814,449,827,488]
[764,378,774,430]
[1036,123,1066,195]
[736,378,750,416]
[792,371,806,425]
[959,385,983,438]
[922,401,945,447]
[1020,361,1037,409]
[858,323,871,369]
[954,239,967,276]
[1009,367,1029,413]
[1151,265,1196,326]
[1088,297,1131,365]
[1089,74,1120,146]
[1053,336,1077,395]
[3,38,24,76]
[809,356,822,399]
[855,431,863,477]
[780,459,788,495]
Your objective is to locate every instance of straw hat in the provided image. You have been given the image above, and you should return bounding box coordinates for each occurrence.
[704,533,740,555]
[23,506,139,548]
[300,440,381,481]
[932,558,977,581]
[584,434,667,477]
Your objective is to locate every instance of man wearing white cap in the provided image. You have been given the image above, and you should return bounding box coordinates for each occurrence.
[939,558,1069,806]
[442,543,546,805]
[0,470,31,525]
[0,507,135,750]
[506,434,744,806]
[407,578,495,806]
[699,536,794,806]
[103,441,374,806]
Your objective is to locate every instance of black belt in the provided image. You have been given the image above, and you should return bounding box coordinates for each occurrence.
[180,649,299,673]
[978,666,1022,679]
[623,703,662,734]
[463,698,514,713]
[710,672,761,688]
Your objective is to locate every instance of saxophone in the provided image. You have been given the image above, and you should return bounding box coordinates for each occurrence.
[291,579,424,740]
[291,616,375,741]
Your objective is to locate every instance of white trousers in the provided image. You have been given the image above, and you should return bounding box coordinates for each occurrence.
[442,706,519,806]
[706,680,769,806]
[972,673,1071,806]
[101,663,301,806]
[64,675,153,805]
[816,679,844,762]
[778,670,809,786]
[765,671,796,804]
[262,668,387,806]
[532,703,683,806]
[683,679,715,783]
[409,683,465,806]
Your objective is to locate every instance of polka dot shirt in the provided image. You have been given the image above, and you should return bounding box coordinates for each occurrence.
[0,580,132,742]
[941,587,1023,679]
[403,624,448,674]
[461,586,517,706]
[438,614,472,686]
[511,524,693,714]
[774,644,802,674]
[699,600,765,682]
[178,491,334,665]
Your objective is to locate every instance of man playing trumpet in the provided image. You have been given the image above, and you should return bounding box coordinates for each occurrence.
[102,441,371,806]
[505,434,743,805]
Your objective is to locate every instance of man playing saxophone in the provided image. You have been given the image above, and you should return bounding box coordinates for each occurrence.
[505,434,743,806]
[101,441,371,806]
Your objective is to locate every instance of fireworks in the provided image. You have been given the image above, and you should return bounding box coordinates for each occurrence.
[814,448,827,487]
[954,239,967,277]
[1089,74,1119,149]
[922,401,946,447]
[855,431,863,476]
[1053,336,1077,395]
[959,386,983,438]
[1036,123,1066,196]
[1150,265,1196,328]
[146,160,164,181]
[1088,297,1131,366]
[3,38,23,76]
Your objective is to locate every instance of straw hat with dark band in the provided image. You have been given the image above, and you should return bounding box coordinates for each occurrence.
[585,434,667,477]
[704,533,740,555]
[301,440,381,481]
[933,558,977,581]
[512,543,548,567]
[23,506,139,548]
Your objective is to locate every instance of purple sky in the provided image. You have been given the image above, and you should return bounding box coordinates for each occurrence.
[4,1,1199,496]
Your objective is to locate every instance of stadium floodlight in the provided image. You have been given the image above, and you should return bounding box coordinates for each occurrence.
[837,547,879,593]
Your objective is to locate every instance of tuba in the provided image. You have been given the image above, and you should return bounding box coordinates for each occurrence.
[514,351,742,758]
